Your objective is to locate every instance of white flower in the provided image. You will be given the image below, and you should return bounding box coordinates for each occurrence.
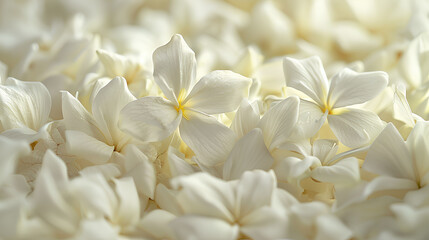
[284,56,388,147]
[62,76,135,164]
[361,122,429,198]
[170,170,290,240]
[120,34,252,166]
[0,78,52,143]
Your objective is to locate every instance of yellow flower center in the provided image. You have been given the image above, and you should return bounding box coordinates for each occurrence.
[175,88,189,120]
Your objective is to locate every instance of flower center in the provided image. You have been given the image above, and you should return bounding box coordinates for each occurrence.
[175,88,189,120]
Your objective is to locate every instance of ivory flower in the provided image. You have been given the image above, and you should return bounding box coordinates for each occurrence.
[120,34,251,166]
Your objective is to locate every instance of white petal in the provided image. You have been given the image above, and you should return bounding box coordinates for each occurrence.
[240,207,288,240]
[113,177,140,227]
[258,96,299,150]
[363,176,418,198]
[139,209,176,239]
[283,56,328,106]
[79,163,121,180]
[92,77,136,145]
[32,150,78,234]
[363,123,415,181]
[292,99,327,139]
[170,216,239,240]
[120,96,181,142]
[184,70,251,114]
[155,184,182,216]
[223,129,274,180]
[0,136,30,185]
[312,139,338,165]
[171,172,235,222]
[230,99,260,138]
[0,78,51,131]
[65,130,114,164]
[311,157,360,186]
[315,214,353,240]
[69,177,115,219]
[327,68,388,109]
[75,220,120,240]
[0,199,23,239]
[328,108,385,148]
[122,145,156,199]
[406,121,429,182]
[236,170,276,218]
[168,148,198,177]
[61,91,105,141]
[96,49,146,85]
[153,34,196,103]
[179,110,236,167]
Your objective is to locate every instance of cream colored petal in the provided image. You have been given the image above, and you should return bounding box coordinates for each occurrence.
[184,70,251,114]
[363,123,415,181]
[240,206,288,240]
[65,130,114,164]
[327,68,388,109]
[171,172,235,222]
[92,77,136,145]
[311,157,360,186]
[61,91,105,141]
[32,150,78,235]
[235,170,276,219]
[230,99,260,138]
[170,216,239,240]
[120,96,181,142]
[328,108,385,148]
[139,209,176,239]
[179,110,236,167]
[292,99,327,139]
[113,177,140,227]
[406,121,429,183]
[153,34,196,103]
[122,144,156,199]
[258,96,299,150]
[223,129,273,180]
[0,78,51,131]
[283,56,328,106]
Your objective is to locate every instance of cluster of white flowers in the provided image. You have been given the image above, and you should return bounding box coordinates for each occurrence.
[2,0,429,239]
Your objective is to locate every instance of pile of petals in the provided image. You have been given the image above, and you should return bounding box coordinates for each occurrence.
[2,0,429,239]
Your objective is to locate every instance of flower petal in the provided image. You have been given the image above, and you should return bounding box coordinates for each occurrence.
[113,177,140,227]
[292,99,327,139]
[406,121,429,182]
[230,99,260,138]
[363,123,415,181]
[32,150,78,234]
[283,56,328,106]
[223,129,274,180]
[328,108,385,148]
[327,68,388,109]
[258,96,299,150]
[170,216,239,240]
[171,172,235,222]
[120,96,181,142]
[0,78,51,131]
[184,70,251,114]
[0,136,30,185]
[179,110,236,167]
[92,77,136,145]
[153,34,196,103]
[122,144,156,199]
[61,91,105,141]
[240,206,288,240]
[236,170,276,218]
[311,157,360,186]
[65,130,114,164]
